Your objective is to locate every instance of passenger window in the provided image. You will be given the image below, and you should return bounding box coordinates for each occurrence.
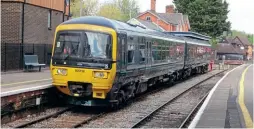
[169,42,175,60]
[127,41,135,64]
[139,44,145,63]
[128,50,134,63]
[152,42,158,63]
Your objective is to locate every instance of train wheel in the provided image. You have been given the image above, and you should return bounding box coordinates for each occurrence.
[201,66,205,74]
[112,90,125,110]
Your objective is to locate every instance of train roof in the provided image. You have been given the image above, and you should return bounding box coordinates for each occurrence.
[166,31,211,41]
[62,16,211,46]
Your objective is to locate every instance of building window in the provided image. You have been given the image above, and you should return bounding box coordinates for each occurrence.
[146,16,151,21]
[48,10,52,29]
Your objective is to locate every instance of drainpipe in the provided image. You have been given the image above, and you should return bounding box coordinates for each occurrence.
[63,0,66,22]
[68,0,70,20]
[21,0,26,69]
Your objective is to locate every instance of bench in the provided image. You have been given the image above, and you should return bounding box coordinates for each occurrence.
[24,55,46,72]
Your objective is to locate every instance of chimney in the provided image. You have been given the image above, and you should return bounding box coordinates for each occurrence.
[151,0,156,12]
[166,5,175,13]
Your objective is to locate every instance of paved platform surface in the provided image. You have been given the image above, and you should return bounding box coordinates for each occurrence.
[190,64,253,128]
[1,70,52,97]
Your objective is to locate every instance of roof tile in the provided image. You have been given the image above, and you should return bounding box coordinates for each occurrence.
[216,43,245,54]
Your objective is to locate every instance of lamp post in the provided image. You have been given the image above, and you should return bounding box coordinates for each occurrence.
[129,0,132,20]
[80,0,83,17]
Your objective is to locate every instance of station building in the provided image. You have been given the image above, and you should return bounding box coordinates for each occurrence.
[1,0,71,71]
[218,36,253,61]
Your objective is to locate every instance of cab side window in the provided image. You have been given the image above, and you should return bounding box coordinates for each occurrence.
[139,37,146,63]
[127,36,135,64]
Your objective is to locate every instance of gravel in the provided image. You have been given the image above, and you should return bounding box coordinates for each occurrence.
[81,70,224,128]
[27,108,97,128]
[1,107,65,128]
[139,74,223,128]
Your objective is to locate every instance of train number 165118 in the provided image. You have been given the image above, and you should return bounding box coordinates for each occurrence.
[75,69,85,73]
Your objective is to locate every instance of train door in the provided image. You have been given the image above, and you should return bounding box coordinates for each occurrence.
[117,32,127,74]
[183,41,188,68]
[145,39,152,69]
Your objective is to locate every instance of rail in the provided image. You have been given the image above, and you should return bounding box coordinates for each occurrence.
[131,69,227,128]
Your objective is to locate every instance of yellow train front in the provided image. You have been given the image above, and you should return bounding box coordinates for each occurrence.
[50,16,211,107]
[50,17,118,107]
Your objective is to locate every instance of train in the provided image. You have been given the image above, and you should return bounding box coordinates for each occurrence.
[50,16,211,108]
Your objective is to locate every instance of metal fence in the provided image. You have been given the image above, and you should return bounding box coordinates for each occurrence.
[1,43,52,71]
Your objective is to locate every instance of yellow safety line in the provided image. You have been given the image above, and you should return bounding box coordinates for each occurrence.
[238,65,253,128]
[1,78,52,86]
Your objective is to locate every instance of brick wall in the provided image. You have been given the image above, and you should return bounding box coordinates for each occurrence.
[138,12,172,31]
[1,2,64,71]
[151,0,156,11]
[23,4,63,44]
[1,2,64,44]
[158,19,171,31]
[1,2,22,43]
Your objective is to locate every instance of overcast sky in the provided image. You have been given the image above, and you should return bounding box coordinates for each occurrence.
[136,0,254,34]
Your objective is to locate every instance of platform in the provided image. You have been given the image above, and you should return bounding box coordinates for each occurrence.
[189,64,253,128]
[1,70,52,97]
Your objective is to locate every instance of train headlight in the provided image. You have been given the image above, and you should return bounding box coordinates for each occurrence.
[55,68,67,76]
[94,72,107,79]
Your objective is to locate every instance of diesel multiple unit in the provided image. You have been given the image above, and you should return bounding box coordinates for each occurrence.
[50,16,211,107]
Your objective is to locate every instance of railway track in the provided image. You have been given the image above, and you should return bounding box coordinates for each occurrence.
[7,70,226,128]
[131,70,226,128]
[13,106,105,128]
[179,91,209,128]
[12,84,168,128]
[14,107,73,128]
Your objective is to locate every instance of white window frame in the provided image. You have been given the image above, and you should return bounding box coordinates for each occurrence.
[146,16,151,21]
[48,10,52,29]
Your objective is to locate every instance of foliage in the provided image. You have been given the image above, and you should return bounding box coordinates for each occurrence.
[247,35,254,44]
[209,37,218,49]
[97,0,139,21]
[70,0,139,21]
[173,0,231,38]
[115,0,139,21]
[97,2,122,21]
[70,0,99,17]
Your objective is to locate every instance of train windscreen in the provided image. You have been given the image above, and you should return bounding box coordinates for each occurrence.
[52,31,112,69]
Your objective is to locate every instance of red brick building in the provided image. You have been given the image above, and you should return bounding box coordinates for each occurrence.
[1,0,70,71]
[128,0,190,32]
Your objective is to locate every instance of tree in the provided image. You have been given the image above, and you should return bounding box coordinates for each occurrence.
[247,35,253,44]
[70,0,99,17]
[97,2,122,21]
[173,0,231,38]
[209,37,219,49]
[115,0,140,21]
[97,0,139,21]
[70,0,140,21]
[173,0,195,13]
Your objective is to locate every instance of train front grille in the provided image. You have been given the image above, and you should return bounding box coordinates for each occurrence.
[68,82,92,97]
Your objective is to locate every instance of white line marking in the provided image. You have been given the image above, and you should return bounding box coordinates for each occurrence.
[1,84,52,97]
[188,64,245,128]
